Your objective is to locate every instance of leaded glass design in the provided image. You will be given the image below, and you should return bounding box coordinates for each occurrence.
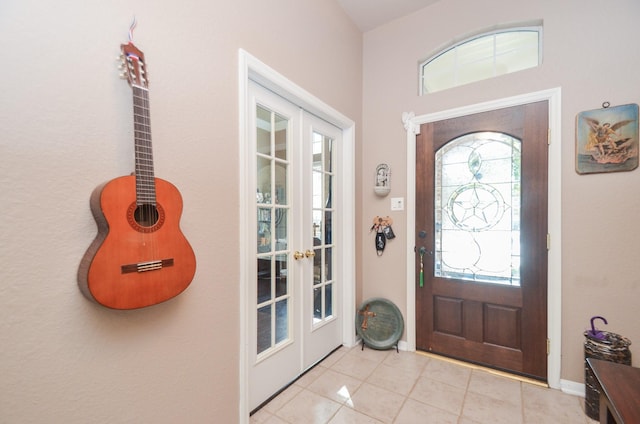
[434,131,521,286]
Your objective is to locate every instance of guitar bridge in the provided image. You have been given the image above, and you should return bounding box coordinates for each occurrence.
[121,258,174,274]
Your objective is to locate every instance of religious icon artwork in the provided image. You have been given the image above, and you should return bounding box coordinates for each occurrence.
[375,163,390,187]
[576,103,639,174]
[374,163,391,196]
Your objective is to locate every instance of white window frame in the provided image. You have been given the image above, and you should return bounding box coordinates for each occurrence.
[420,26,543,95]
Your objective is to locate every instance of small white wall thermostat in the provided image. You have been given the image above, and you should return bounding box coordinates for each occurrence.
[391,197,404,211]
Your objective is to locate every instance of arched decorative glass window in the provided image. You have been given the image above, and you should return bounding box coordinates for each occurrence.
[420,26,542,94]
[435,131,521,286]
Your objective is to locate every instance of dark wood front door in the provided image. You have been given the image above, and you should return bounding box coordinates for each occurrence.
[415,101,548,380]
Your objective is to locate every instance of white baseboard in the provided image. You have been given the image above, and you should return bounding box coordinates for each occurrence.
[560,379,585,397]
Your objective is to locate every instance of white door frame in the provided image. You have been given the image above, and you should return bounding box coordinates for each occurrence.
[238,49,357,421]
[402,87,562,389]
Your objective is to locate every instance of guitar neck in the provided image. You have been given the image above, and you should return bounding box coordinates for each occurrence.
[132,85,156,205]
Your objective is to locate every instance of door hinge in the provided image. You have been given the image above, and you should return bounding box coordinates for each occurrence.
[547,338,550,355]
[547,128,551,145]
[546,233,551,250]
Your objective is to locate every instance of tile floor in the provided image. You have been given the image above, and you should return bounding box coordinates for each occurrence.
[250,345,598,424]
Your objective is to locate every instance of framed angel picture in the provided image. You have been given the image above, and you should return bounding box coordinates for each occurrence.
[576,103,639,174]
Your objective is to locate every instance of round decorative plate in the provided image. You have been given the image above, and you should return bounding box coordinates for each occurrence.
[355,298,404,350]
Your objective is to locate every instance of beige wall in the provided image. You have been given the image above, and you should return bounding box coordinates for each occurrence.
[361,0,640,385]
[0,0,361,422]
[3,0,639,421]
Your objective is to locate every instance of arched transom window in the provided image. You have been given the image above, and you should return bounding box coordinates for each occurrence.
[420,26,542,94]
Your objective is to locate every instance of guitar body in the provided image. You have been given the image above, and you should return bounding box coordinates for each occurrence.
[78,175,196,309]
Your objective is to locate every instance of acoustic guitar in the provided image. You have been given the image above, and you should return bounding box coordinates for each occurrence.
[78,41,196,309]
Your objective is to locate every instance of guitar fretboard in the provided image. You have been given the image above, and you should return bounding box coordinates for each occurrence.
[132,85,156,205]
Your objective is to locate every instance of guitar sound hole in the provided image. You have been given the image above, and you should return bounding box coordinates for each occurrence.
[134,204,159,227]
[127,201,165,233]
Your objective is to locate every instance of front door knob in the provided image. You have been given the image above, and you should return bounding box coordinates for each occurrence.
[305,250,316,258]
[293,251,305,260]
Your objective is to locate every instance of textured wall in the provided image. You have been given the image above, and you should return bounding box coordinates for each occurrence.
[0,0,362,422]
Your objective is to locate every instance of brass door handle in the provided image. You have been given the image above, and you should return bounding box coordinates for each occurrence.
[293,251,305,260]
[305,250,315,258]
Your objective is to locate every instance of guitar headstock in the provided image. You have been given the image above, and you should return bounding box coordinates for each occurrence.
[120,42,149,89]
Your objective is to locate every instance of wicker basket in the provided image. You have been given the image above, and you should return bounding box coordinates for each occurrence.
[584,330,632,420]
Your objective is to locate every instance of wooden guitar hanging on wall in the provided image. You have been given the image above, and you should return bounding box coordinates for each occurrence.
[78,39,196,309]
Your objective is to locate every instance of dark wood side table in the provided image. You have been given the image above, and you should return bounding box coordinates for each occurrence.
[587,358,640,423]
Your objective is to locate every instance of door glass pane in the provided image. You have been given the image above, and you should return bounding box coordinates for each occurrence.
[257,208,271,253]
[313,287,322,321]
[325,247,332,281]
[313,210,323,241]
[324,137,333,172]
[323,174,332,210]
[311,131,336,326]
[275,299,288,344]
[256,106,271,155]
[325,283,333,318]
[274,210,287,250]
[257,304,271,354]
[434,131,521,286]
[313,248,322,285]
[255,104,291,356]
[275,254,288,297]
[275,162,287,204]
[257,258,271,303]
[274,113,288,160]
[312,170,322,209]
[324,210,332,244]
[257,156,271,204]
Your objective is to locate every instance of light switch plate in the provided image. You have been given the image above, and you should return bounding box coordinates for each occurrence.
[391,197,404,211]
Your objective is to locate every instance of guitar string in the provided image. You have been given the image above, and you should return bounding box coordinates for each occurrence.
[132,75,158,265]
[127,21,161,272]
[140,86,158,263]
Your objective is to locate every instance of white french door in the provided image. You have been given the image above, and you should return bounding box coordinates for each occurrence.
[247,81,343,411]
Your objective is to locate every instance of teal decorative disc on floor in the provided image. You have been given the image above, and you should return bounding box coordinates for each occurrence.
[356,298,404,350]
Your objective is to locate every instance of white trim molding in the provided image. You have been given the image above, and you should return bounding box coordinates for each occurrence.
[402,111,419,134]
[403,87,562,389]
[561,379,585,397]
[238,49,357,422]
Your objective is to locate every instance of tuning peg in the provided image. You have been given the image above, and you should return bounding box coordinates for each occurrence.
[119,73,128,79]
